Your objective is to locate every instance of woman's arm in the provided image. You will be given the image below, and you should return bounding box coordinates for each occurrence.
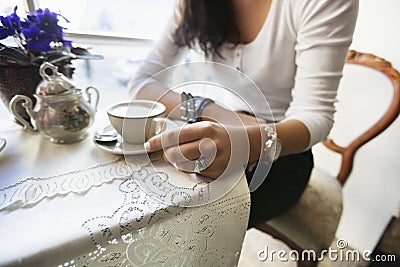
[280,0,359,150]
[139,0,359,179]
[130,6,263,127]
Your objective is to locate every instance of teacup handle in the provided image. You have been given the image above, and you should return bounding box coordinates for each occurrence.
[9,95,37,132]
[149,118,168,138]
[84,86,99,110]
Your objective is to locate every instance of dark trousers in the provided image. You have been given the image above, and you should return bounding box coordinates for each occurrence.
[246,150,314,228]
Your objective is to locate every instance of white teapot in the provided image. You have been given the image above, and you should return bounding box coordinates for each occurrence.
[10,62,99,144]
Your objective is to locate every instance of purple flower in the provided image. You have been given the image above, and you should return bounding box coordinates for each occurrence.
[35,8,61,35]
[0,6,21,40]
[0,5,73,52]
[0,5,100,66]
[9,6,21,29]
[0,17,14,39]
[62,39,72,47]
[22,24,52,52]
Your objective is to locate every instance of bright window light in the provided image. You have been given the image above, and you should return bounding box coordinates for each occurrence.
[36,0,176,39]
[0,1,27,16]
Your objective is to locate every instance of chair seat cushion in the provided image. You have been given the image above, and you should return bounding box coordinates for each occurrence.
[265,167,343,252]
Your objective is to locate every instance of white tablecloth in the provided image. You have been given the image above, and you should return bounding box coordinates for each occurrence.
[0,113,250,266]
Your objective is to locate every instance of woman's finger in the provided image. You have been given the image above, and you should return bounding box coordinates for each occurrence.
[175,157,213,174]
[145,121,218,152]
[163,137,218,163]
[163,140,202,163]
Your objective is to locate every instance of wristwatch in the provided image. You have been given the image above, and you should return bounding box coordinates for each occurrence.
[260,124,282,162]
[180,92,214,123]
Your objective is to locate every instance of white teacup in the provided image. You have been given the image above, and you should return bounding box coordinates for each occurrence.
[107,100,167,144]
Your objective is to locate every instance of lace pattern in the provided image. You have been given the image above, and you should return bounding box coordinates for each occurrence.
[74,172,250,266]
[1,155,250,266]
[0,156,149,211]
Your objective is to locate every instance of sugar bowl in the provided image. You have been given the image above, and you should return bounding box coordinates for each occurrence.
[10,62,99,143]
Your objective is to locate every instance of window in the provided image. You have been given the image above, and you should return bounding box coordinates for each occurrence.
[36,0,176,40]
[0,0,178,108]
[2,0,176,40]
[1,1,25,12]
[0,1,26,18]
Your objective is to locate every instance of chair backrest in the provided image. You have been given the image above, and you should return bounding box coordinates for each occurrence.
[322,50,400,186]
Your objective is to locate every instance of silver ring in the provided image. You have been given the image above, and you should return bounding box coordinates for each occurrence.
[193,158,207,173]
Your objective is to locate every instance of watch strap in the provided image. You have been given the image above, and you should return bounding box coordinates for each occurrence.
[180,92,214,123]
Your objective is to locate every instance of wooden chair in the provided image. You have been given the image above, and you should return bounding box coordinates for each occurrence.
[255,50,400,265]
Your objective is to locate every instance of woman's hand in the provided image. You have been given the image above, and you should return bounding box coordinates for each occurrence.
[237,112,266,125]
[202,102,266,126]
[145,121,250,179]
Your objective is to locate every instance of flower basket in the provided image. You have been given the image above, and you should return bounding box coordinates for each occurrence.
[0,64,41,121]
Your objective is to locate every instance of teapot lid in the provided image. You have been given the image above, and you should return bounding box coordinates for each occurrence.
[36,62,76,96]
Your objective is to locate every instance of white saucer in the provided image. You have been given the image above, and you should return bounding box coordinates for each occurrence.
[93,119,177,155]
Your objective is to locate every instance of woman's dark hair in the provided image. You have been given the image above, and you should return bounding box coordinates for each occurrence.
[174,0,240,57]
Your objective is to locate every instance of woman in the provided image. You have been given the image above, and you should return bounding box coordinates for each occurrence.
[129,0,359,227]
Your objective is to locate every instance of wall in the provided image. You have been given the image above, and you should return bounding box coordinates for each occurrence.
[312,0,400,252]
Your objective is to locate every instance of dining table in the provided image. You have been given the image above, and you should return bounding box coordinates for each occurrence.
[0,60,251,266]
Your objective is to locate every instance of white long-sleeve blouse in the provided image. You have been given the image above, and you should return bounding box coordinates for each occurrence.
[130,0,359,149]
